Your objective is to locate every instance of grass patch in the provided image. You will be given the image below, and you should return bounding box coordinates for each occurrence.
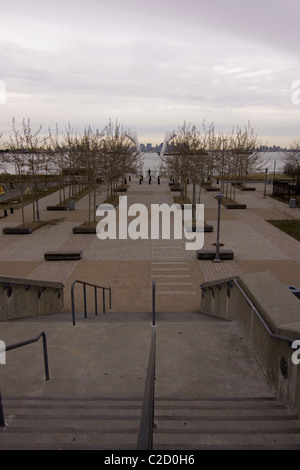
[267,219,300,242]
[0,185,61,210]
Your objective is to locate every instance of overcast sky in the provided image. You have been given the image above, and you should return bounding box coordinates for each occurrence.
[1,0,300,146]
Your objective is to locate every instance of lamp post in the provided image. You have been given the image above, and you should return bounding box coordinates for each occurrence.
[213,191,224,263]
[263,168,268,198]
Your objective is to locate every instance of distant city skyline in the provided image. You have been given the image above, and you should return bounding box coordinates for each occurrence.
[1,0,300,148]
[140,142,291,153]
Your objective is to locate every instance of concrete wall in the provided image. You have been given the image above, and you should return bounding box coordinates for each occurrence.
[0,275,64,320]
[200,271,300,412]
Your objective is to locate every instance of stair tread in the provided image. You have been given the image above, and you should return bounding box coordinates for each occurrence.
[2,394,300,450]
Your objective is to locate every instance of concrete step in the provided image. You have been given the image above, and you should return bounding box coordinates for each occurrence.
[153,397,300,450]
[2,395,300,450]
[17,310,227,324]
[0,396,143,450]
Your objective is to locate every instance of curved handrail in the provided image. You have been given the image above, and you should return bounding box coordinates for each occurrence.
[71,280,112,326]
[137,329,156,450]
[232,278,295,345]
[200,278,295,346]
[5,331,50,380]
[0,331,50,427]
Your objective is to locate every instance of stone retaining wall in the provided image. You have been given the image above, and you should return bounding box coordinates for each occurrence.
[200,271,300,412]
[0,275,64,320]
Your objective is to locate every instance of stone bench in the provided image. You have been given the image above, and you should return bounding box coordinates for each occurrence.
[197,249,234,260]
[44,251,82,261]
[223,203,247,209]
[47,205,68,211]
[72,226,96,234]
[2,227,32,234]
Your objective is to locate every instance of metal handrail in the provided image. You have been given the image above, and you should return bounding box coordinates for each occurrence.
[137,329,156,450]
[0,331,50,427]
[71,280,111,326]
[152,280,156,326]
[232,278,295,346]
[200,278,295,346]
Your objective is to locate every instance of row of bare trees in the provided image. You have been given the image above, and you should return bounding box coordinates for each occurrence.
[283,142,300,184]
[160,121,265,202]
[0,118,142,226]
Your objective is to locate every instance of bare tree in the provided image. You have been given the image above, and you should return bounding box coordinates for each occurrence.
[7,118,43,226]
[100,119,141,200]
[283,141,300,184]
[77,125,105,225]
[216,123,263,200]
[47,123,69,206]
[161,121,214,201]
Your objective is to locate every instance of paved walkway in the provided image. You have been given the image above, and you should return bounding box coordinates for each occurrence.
[0,177,299,313]
[1,176,300,450]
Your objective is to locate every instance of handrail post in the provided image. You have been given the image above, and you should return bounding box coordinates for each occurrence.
[152,280,156,326]
[41,332,50,381]
[1,332,50,427]
[94,286,98,316]
[83,283,87,318]
[0,389,5,427]
[71,280,76,326]
[71,280,112,325]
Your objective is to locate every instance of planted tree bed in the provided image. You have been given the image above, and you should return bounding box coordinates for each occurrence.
[169,183,181,192]
[221,197,247,209]
[73,221,97,234]
[103,195,119,207]
[114,184,129,192]
[173,196,192,208]
[2,219,61,235]
[238,186,256,191]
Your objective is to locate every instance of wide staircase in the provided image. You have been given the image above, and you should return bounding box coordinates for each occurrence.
[1,298,300,450]
[1,392,300,450]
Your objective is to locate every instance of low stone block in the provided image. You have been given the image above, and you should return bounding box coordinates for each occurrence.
[2,227,32,234]
[204,224,213,232]
[44,251,82,260]
[197,249,234,260]
[72,226,96,234]
[224,203,247,209]
[47,205,68,211]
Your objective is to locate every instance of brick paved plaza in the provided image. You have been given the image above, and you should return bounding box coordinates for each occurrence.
[0,177,299,313]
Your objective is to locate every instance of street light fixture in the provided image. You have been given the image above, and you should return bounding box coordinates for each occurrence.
[213,191,224,263]
[264,168,268,199]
